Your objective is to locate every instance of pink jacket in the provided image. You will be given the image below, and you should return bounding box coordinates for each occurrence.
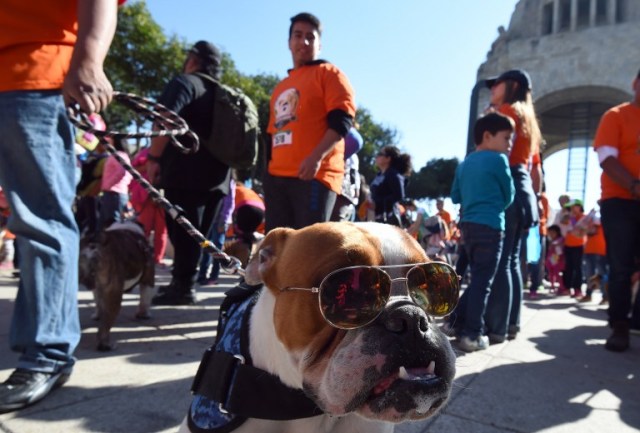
[101,151,133,195]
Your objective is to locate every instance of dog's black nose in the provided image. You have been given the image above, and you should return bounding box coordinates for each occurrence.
[380,300,429,335]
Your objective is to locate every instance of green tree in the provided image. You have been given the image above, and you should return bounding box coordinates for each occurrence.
[104,0,186,137]
[406,157,459,200]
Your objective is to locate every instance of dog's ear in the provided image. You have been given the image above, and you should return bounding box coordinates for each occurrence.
[244,227,291,286]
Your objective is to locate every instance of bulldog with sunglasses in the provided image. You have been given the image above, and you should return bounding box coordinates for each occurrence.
[181,222,458,433]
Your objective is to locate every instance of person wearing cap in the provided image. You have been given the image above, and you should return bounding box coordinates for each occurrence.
[146,40,232,305]
[593,68,640,352]
[483,68,542,343]
[264,12,356,231]
[561,199,587,298]
[0,0,120,413]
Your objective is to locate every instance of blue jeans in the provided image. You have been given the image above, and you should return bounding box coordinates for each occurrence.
[449,222,503,339]
[600,198,640,325]
[528,234,546,293]
[0,90,80,373]
[98,191,129,231]
[485,203,525,337]
[583,253,608,279]
[198,222,227,281]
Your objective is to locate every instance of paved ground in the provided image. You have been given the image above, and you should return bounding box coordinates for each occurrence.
[0,265,638,433]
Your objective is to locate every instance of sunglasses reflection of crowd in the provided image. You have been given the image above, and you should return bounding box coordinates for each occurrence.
[315,263,460,330]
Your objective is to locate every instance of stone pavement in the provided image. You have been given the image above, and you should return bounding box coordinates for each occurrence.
[0,265,638,433]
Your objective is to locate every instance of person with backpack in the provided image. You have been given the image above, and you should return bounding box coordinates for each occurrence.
[146,41,232,305]
[264,12,356,231]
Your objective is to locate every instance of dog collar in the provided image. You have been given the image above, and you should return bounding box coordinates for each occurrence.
[188,282,322,432]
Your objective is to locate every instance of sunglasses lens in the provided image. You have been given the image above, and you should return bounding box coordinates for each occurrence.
[319,267,391,329]
[407,263,460,317]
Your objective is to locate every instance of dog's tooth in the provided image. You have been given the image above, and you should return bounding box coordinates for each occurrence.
[426,361,435,375]
[398,366,410,380]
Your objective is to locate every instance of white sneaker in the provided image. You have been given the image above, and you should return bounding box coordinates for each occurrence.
[457,335,489,352]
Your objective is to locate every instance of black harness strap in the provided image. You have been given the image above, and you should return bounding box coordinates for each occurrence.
[191,281,323,421]
[192,351,322,420]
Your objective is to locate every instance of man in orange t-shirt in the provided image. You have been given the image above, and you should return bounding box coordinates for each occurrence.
[593,68,640,352]
[436,198,452,226]
[265,12,356,231]
[0,0,119,412]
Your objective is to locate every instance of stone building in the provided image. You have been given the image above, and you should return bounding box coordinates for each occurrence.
[470,0,640,200]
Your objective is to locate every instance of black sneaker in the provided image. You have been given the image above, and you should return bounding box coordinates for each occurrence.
[151,291,197,306]
[605,321,630,352]
[0,368,71,413]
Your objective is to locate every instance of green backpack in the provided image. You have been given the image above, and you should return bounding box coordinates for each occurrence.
[195,73,260,170]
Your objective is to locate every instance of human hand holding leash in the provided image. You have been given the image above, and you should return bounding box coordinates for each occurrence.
[63,62,113,114]
[63,0,118,114]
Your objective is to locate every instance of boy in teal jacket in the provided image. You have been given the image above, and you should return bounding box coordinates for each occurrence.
[448,112,515,352]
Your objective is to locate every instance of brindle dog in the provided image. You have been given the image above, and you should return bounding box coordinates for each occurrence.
[79,221,155,351]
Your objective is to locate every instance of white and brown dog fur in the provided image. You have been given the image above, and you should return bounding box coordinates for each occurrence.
[179,221,456,433]
[79,220,155,351]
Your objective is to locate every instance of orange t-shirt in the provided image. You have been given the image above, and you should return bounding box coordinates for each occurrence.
[497,104,537,167]
[437,209,452,226]
[564,214,587,247]
[593,103,640,200]
[0,0,79,91]
[584,224,606,256]
[267,62,356,194]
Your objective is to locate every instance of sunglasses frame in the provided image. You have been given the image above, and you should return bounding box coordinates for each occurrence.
[281,262,460,330]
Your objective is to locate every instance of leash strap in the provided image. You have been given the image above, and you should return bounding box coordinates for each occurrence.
[67,94,244,276]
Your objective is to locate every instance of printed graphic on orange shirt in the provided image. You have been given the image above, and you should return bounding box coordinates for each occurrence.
[274,88,299,129]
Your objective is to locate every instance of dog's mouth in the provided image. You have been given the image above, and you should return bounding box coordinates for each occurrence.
[371,362,438,396]
[358,360,449,420]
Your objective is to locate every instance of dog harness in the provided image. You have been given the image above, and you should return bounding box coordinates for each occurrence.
[187,282,321,433]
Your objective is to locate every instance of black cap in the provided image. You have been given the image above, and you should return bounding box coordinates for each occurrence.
[188,40,221,66]
[485,69,532,90]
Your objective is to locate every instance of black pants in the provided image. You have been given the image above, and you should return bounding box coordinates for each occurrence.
[263,173,336,232]
[164,188,225,288]
[563,245,584,292]
[600,198,640,325]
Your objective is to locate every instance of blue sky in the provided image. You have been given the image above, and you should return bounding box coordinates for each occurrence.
[145,0,601,213]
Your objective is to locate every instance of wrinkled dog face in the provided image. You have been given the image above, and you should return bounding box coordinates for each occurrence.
[247,222,457,423]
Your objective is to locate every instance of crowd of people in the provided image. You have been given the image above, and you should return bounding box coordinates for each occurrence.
[0,2,638,422]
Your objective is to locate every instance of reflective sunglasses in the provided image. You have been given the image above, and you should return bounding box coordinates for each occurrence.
[281,262,460,330]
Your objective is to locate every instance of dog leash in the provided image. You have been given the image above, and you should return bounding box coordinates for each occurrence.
[67,93,245,276]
